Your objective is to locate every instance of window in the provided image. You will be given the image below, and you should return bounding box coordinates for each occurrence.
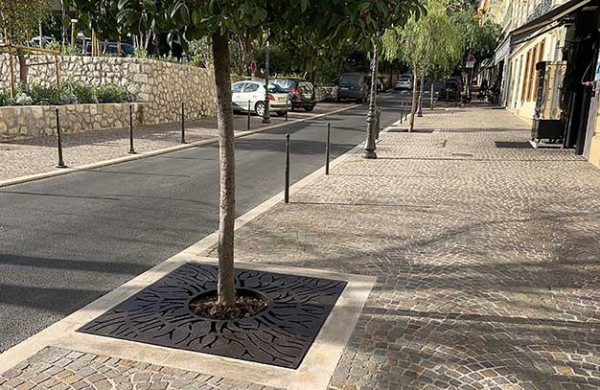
[243,83,259,92]
[527,46,537,101]
[232,83,244,93]
[522,51,531,102]
[533,40,546,101]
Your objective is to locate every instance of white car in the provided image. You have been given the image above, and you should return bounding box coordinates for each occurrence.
[231,81,291,116]
[395,74,413,90]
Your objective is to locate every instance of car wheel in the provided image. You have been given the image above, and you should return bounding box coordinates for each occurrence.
[255,101,265,117]
[304,105,315,112]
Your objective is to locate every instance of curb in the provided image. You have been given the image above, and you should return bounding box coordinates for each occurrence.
[0,104,360,189]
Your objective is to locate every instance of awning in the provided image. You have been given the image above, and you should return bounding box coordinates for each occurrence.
[494,36,511,64]
[510,0,595,45]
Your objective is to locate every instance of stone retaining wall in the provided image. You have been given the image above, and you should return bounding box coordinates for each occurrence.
[316,86,337,102]
[0,103,143,138]
[0,55,216,126]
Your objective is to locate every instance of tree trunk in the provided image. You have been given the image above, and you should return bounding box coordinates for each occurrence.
[212,31,236,306]
[16,49,28,88]
[409,67,418,132]
[430,82,434,110]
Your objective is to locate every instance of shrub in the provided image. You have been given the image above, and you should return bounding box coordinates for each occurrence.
[0,90,14,106]
[64,83,96,104]
[94,83,129,103]
[134,46,148,59]
[28,84,62,105]
[15,92,33,106]
[60,92,78,105]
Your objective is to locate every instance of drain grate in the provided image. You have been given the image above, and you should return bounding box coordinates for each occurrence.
[79,263,346,369]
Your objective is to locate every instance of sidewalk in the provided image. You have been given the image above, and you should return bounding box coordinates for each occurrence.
[0,102,348,183]
[3,104,600,389]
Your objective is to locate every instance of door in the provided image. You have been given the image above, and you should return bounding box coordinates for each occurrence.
[231,82,245,109]
[242,83,261,111]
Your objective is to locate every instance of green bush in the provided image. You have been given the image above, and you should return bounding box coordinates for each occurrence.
[0,90,14,106]
[28,84,62,105]
[94,83,129,103]
[64,83,96,104]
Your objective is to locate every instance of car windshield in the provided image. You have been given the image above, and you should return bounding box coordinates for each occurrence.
[340,74,361,85]
[267,84,286,93]
[272,79,297,91]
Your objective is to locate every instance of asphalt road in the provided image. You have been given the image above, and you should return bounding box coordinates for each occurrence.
[0,92,403,352]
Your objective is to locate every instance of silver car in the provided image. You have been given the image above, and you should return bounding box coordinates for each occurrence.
[231,81,291,116]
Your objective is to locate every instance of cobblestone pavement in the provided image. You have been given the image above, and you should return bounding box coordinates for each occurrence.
[0,347,281,390]
[206,105,600,389]
[0,102,350,182]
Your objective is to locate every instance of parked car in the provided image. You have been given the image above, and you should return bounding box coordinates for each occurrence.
[272,78,316,111]
[337,73,368,103]
[29,36,56,48]
[439,78,463,101]
[231,81,291,116]
[395,73,413,90]
[84,41,135,57]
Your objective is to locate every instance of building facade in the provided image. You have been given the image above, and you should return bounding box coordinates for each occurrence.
[488,0,600,163]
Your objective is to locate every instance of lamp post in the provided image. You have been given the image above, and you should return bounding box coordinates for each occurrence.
[262,39,271,124]
[363,35,379,159]
[70,19,78,48]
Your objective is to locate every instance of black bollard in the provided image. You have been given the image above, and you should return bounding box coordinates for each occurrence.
[285,133,290,203]
[129,104,136,154]
[285,109,288,122]
[55,108,67,168]
[325,123,331,175]
[181,102,186,144]
[376,108,381,139]
[247,100,251,130]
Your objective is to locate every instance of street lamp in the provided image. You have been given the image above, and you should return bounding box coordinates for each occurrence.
[262,39,271,124]
[363,35,379,159]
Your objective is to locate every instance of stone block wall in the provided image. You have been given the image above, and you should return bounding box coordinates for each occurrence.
[316,86,337,102]
[0,55,217,125]
[0,103,143,138]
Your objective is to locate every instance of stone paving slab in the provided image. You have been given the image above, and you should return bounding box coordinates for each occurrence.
[0,347,281,390]
[0,102,350,182]
[203,105,600,389]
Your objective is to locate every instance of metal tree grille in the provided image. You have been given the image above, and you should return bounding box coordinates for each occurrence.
[78,263,347,369]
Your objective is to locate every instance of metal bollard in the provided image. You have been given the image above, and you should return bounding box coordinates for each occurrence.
[181,102,186,144]
[247,100,251,130]
[55,108,67,168]
[375,108,381,139]
[285,133,290,204]
[129,104,136,154]
[285,109,288,122]
[325,123,331,175]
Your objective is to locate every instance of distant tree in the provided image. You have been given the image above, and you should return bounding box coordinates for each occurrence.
[0,0,53,86]
[448,0,501,97]
[383,0,463,130]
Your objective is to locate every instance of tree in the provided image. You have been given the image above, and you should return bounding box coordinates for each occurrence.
[71,0,424,308]
[0,0,53,86]
[448,0,501,98]
[382,0,463,130]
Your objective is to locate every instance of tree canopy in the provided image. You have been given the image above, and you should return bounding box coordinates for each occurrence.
[0,0,53,43]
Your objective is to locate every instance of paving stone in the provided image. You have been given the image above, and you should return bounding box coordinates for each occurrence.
[0,348,282,390]
[220,105,600,389]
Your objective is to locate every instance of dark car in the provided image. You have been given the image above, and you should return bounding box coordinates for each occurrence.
[439,79,462,101]
[271,79,316,111]
[337,73,368,103]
